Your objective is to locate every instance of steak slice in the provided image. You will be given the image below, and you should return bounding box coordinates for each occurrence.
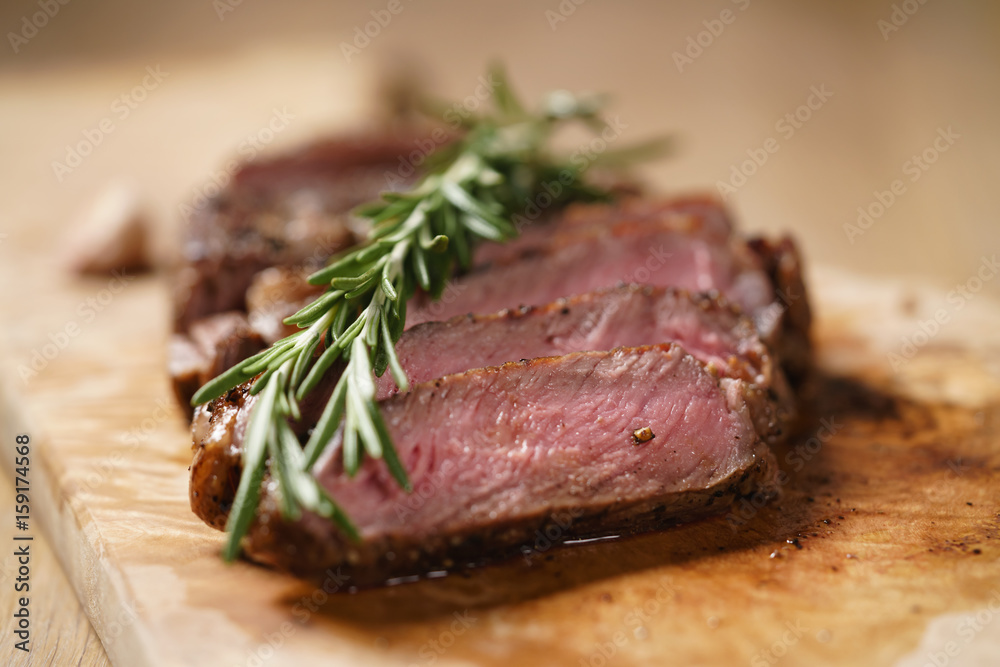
[169,312,265,417]
[223,197,760,348]
[238,345,776,584]
[747,235,812,384]
[183,198,808,584]
[189,284,790,534]
[244,266,326,345]
[173,132,428,332]
[380,284,766,396]
[472,195,733,267]
[408,216,776,331]
[376,285,791,440]
[409,206,810,385]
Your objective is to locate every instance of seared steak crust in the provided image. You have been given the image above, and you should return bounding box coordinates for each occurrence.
[179,187,811,584]
[239,345,777,584]
[169,312,265,416]
[378,285,792,440]
[233,197,741,345]
[171,196,810,409]
[189,285,791,538]
[472,195,733,267]
[189,387,246,530]
[746,235,813,385]
[173,133,427,332]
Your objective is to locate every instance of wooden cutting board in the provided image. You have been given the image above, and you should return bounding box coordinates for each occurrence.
[1,260,999,667]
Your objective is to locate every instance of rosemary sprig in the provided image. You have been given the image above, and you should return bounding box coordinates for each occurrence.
[192,67,655,560]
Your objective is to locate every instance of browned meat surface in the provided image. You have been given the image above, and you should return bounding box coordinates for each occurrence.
[178,177,811,583]
[472,195,732,267]
[189,393,243,531]
[168,312,265,417]
[374,285,792,441]
[175,195,750,364]
[244,266,326,345]
[746,235,813,384]
[198,345,776,585]
[408,214,775,331]
[189,283,792,535]
[172,132,430,333]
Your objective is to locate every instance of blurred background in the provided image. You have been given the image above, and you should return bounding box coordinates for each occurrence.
[0,0,997,291]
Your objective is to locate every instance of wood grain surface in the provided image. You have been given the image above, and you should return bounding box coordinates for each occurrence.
[0,473,111,667]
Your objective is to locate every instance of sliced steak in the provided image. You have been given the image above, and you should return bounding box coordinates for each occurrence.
[226,197,752,348]
[244,266,326,345]
[189,390,244,531]
[235,345,777,584]
[377,285,791,440]
[173,132,429,332]
[472,195,732,267]
[411,206,810,385]
[189,283,789,531]
[182,191,810,584]
[746,236,812,384]
[169,312,265,417]
[408,216,775,331]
